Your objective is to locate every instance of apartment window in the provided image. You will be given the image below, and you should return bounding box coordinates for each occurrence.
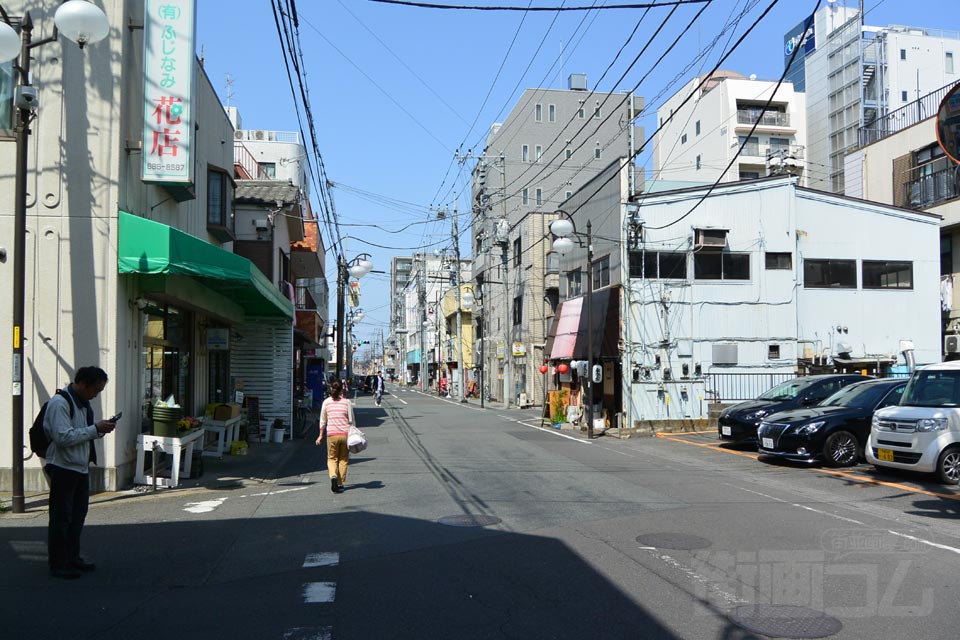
[258,162,276,179]
[694,252,750,281]
[629,251,687,279]
[567,269,583,297]
[548,104,556,122]
[862,260,913,289]
[565,148,572,159]
[900,48,907,60]
[768,344,781,359]
[696,155,701,170]
[594,145,601,160]
[740,171,761,180]
[522,188,529,205]
[535,103,543,122]
[206,168,235,240]
[901,90,908,102]
[546,252,559,273]
[948,52,955,74]
[0,60,13,130]
[536,145,543,162]
[695,120,701,135]
[803,259,856,288]
[681,133,687,144]
[513,295,523,325]
[769,137,791,152]
[565,190,572,200]
[536,188,543,206]
[942,236,953,277]
[739,135,759,155]
[513,238,521,267]
[522,144,529,162]
[592,256,610,289]
[765,252,792,270]
[578,102,585,119]
[593,103,601,119]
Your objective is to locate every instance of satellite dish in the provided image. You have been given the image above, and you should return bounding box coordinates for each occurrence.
[936,83,960,165]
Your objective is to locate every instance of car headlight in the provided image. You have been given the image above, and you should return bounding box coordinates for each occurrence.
[749,409,770,421]
[917,417,948,432]
[797,421,826,436]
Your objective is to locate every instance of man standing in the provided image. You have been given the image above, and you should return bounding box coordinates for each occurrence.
[44,366,116,579]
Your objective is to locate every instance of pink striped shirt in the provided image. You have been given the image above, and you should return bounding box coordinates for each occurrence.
[320,397,354,436]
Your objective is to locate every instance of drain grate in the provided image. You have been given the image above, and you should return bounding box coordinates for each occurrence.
[438,514,502,527]
[636,533,712,550]
[729,605,842,639]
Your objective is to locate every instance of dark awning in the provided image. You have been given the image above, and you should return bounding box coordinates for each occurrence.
[572,287,619,360]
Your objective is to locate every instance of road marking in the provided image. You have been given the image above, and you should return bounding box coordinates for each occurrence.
[303,552,339,568]
[506,416,591,444]
[183,497,227,513]
[658,433,960,502]
[282,627,332,640]
[390,393,408,405]
[239,486,310,498]
[790,502,865,525]
[303,582,337,603]
[645,550,745,607]
[887,530,960,556]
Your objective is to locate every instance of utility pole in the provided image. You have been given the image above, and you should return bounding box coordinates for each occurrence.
[336,258,346,381]
[502,242,511,408]
[452,199,466,402]
[417,253,427,391]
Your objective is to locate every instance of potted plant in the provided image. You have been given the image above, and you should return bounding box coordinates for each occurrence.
[550,390,569,429]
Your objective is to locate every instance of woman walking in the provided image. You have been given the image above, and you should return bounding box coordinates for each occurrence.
[316,380,355,493]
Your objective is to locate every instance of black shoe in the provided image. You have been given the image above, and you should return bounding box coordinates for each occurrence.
[50,566,82,580]
[71,559,96,572]
[331,477,340,493]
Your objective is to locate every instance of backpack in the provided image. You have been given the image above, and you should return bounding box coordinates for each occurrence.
[29,389,74,459]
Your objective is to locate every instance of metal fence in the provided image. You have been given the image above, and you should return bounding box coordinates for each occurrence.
[858,79,960,147]
[705,370,912,403]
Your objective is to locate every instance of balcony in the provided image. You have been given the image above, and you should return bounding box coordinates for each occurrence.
[736,109,791,128]
[902,158,960,210]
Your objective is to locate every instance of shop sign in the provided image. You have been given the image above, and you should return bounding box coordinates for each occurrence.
[512,342,526,356]
[349,281,361,307]
[206,327,230,351]
[496,343,505,359]
[142,0,196,185]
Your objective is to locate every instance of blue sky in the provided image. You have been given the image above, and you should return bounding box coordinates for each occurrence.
[196,0,958,344]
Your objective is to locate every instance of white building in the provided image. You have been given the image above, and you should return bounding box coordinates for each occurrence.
[653,71,808,186]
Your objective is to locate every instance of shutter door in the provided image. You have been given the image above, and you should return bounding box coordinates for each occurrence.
[232,321,294,437]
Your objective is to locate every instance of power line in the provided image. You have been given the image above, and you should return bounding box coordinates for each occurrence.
[370,0,712,10]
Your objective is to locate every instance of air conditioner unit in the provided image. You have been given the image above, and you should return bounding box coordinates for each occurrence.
[234,130,244,140]
[254,130,265,140]
[695,228,728,249]
[253,218,269,230]
[945,335,960,354]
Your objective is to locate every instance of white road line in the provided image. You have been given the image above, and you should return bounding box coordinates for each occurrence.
[282,627,332,640]
[239,486,310,498]
[507,416,592,445]
[791,503,865,525]
[888,530,960,556]
[302,582,337,603]
[646,550,745,607]
[390,393,408,405]
[303,552,340,568]
[183,498,227,513]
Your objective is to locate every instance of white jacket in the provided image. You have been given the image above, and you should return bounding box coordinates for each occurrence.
[43,390,99,474]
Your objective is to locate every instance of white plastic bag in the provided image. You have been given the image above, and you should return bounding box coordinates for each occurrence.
[347,425,368,454]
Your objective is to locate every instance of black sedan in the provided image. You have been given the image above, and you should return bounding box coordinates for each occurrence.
[757,378,907,467]
[718,374,870,444]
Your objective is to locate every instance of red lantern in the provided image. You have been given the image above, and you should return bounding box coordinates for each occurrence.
[557,363,569,374]
[539,365,549,374]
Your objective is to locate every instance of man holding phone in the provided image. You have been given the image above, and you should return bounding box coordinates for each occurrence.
[43,366,117,579]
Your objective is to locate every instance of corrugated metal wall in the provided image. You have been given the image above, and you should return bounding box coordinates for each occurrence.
[232,321,293,437]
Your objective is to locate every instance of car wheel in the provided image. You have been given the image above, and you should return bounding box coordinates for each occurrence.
[936,447,960,485]
[823,431,858,468]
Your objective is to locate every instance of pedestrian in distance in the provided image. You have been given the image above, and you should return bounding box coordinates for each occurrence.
[375,372,385,406]
[316,380,355,493]
[44,366,117,579]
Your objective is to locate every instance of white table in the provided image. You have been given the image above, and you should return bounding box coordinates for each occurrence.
[134,429,204,488]
[202,416,242,459]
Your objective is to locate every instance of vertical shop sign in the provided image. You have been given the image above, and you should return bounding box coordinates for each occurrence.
[142,0,196,184]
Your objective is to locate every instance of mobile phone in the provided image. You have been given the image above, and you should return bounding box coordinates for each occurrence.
[108,412,122,422]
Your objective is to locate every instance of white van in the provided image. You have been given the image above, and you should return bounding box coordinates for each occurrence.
[866,360,960,484]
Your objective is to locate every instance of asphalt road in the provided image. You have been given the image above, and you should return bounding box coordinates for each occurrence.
[3,386,960,639]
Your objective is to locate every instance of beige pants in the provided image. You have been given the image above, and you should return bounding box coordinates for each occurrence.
[326,435,349,484]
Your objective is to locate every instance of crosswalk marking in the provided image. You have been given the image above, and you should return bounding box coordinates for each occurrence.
[183,497,227,513]
[303,552,339,568]
[302,581,337,603]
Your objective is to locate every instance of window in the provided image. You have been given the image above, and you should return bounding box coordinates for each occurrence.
[739,171,761,180]
[942,235,953,277]
[258,162,276,179]
[594,145,601,160]
[522,144,529,162]
[739,135,759,155]
[765,252,792,270]
[681,133,687,144]
[769,137,790,152]
[578,102,585,119]
[0,60,13,130]
[513,296,523,325]
[567,269,582,297]
[535,103,542,122]
[694,252,750,280]
[536,188,543,206]
[535,145,542,162]
[546,252,559,273]
[695,120,701,135]
[565,148,572,159]
[628,251,687,279]
[948,52,955,74]
[548,104,556,122]
[565,190,572,200]
[593,103,601,119]
[513,237,521,267]
[592,256,610,289]
[900,48,907,60]
[862,260,913,289]
[803,259,856,288]
[696,155,701,170]
[522,188,529,205]
[768,344,781,359]
[902,90,908,102]
[207,170,227,225]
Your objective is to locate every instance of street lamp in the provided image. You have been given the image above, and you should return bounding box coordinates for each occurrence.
[337,253,373,381]
[345,309,364,383]
[2,1,110,514]
[549,211,596,439]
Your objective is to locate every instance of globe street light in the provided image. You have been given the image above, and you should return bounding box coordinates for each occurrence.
[337,253,373,381]
[549,210,596,439]
[2,1,110,514]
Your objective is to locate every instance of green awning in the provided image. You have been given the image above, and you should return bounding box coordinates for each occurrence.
[118,211,293,319]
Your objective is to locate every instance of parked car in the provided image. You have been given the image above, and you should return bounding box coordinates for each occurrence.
[757,378,906,467]
[866,361,960,484]
[718,374,870,444]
